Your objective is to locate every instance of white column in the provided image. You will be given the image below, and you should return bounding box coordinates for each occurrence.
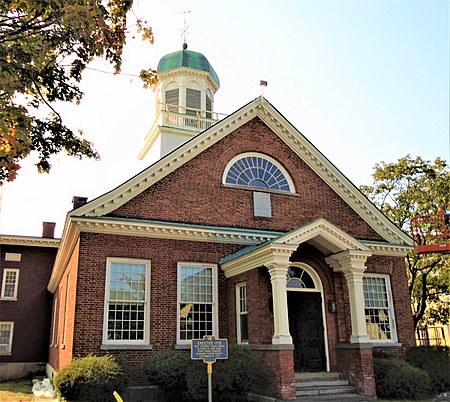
[265,245,296,345]
[326,250,372,344]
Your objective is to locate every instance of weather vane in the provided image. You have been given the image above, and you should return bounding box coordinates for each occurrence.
[180,10,191,47]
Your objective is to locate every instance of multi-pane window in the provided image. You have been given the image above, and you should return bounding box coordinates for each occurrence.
[0,322,14,354]
[286,266,315,289]
[236,283,248,343]
[363,275,396,342]
[1,269,19,299]
[104,259,150,344]
[178,263,217,343]
[224,154,293,192]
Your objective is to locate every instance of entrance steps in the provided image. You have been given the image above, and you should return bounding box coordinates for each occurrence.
[295,372,372,401]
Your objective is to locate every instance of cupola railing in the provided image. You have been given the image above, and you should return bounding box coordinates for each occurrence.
[156,103,227,132]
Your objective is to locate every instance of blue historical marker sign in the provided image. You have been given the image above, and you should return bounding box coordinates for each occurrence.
[191,335,228,364]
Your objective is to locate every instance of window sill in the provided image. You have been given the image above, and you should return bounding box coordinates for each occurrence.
[0,352,12,356]
[222,184,299,197]
[0,298,17,301]
[100,343,153,350]
[372,342,402,347]
[175,344,191,350]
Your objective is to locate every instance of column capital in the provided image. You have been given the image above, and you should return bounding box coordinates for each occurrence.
[325,249,372,275]
[264,243,298,273]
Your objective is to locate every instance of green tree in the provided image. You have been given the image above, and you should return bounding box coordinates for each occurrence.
[361,155,450,328]
[0,0,157,183]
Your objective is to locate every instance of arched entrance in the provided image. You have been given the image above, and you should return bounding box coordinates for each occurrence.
[287,263,328,372]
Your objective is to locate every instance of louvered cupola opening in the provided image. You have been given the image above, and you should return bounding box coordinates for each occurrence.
[138,45,224,161]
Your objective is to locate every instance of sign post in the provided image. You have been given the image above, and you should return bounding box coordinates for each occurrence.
[191,336,228,402]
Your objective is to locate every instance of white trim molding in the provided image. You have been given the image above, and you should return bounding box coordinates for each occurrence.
[0,236,59,248]
[47,216,280,292]
[67,97,411,247]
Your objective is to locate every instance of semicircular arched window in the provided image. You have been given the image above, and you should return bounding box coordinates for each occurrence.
[286,266,316,289]
[223,154,294,192]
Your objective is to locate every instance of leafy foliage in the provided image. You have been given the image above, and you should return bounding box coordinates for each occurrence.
[361,155,450,327]
[142,350,191,401]
[374,357,431,399]
[142,346,266,402]
[186,345,266,402]
[0,0,157,182]
[405,346,450,394]
[53,354,127,402]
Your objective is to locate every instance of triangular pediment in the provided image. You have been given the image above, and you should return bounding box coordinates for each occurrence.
[276,218,371,254]
[70,96,411,246]
[220,218,371,277]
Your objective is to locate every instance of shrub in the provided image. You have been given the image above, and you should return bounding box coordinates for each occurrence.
[406,346,450,394]
[53,354,126,402]
[374,357,431,400]
[142,350,191,401]
[142,346,265,402]
[186,345,265,402]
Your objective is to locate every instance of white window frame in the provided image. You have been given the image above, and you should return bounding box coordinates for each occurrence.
[363,274,398,343]
[1,269,19,300]
[236,283,248,344]
[222,152,296,193]
[177,262,218,345]
[102,258,151,346]
[0,322,14,355]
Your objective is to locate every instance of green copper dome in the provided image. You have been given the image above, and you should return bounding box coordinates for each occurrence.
[157,46,220,87]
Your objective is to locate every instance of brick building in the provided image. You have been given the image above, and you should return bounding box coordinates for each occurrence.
[46,46,415,400]
[0,223,58,380]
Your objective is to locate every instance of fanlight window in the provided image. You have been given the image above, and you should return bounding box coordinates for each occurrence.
[224,155,293,192]
[286,266,315,289]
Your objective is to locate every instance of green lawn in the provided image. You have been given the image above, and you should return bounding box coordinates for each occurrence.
[0,378,34,401]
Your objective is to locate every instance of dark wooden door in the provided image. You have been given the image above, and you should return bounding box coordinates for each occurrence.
[288,291,326,372]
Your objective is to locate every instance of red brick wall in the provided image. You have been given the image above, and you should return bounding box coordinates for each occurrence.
[227,268,274,345]
[336,346,376,396]
[64,233,241,382]
[251,349,296,400]
[110,118,383,241]
[0,245,56,363]
[49,239,80,371]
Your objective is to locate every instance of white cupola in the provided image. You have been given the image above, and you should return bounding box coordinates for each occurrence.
[138,43,222,160]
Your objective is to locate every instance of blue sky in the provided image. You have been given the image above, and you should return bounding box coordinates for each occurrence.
[1,0,448,237]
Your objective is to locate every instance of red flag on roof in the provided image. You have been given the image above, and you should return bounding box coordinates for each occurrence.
[260,80,268,86]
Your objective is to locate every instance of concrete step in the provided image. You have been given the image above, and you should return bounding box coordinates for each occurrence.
[296,379,349,388]
[296,385,356,397]
[294,372,362,401]
[295,371,340,380]
[296,393,374,401]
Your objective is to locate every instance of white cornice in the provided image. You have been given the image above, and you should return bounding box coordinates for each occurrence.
[0,235,59,248]
[69,97,411,245]
[71,102,259,218]
[158,67,219,93]
[72,217,279,244]
[362,242,412,257]
[47,218,79,293]
[254,100,412,246]
[47,215,281,293]
[278,218,370,253]
[221,219,373,278]
[221,243,298,278]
